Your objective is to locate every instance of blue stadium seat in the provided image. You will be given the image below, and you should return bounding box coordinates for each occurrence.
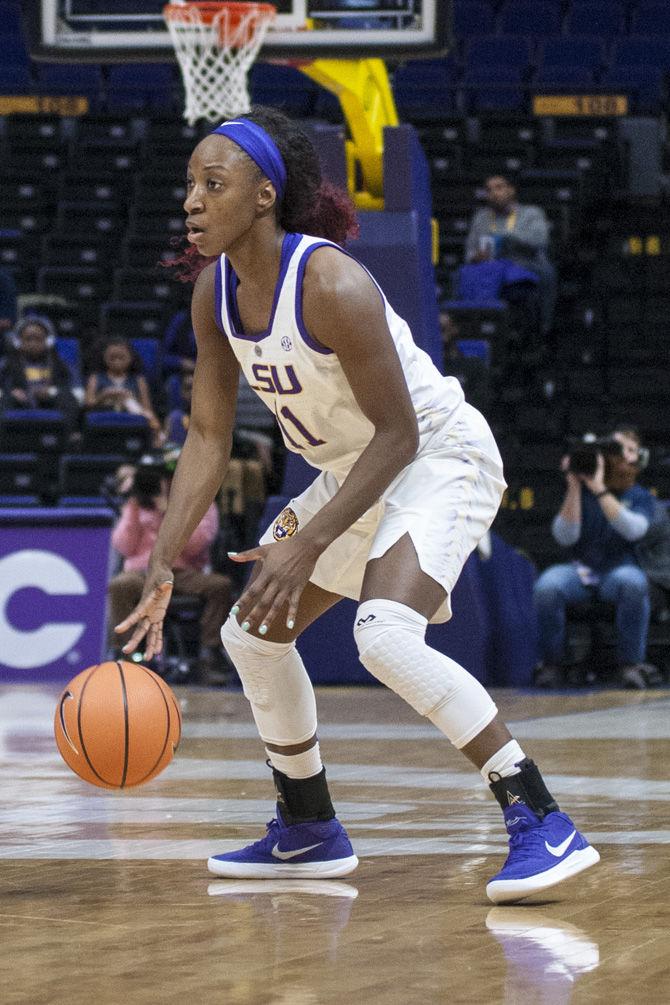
[0,411,68,453]
[0,64,31,93]
[633,3,670,35]
[60,454,126,497]
[0,495,41,507]
[165,373,182,413]
[106,64,176,113]
[394,58,459,118]
[81,412,151,456]
[566,3,625,38]
[130,337,161,386]
[35,64,103,106]
[498,1,562,37]
[602,37,670,111]
[99,301,167,339]
[535,38,604,87]
[250,63,317,117]
[0,455,40,496]
[464,37,531,110]
[55,337,82,385]
[0,31,29,65]
[453,1,495,38]
[465,36,532,74]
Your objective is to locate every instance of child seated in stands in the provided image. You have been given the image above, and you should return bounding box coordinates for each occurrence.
[85,336,163,446]
[0,315,79,430]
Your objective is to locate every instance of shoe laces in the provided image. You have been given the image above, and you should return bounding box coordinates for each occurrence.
[248,818,282,854]
[504,815,546,863]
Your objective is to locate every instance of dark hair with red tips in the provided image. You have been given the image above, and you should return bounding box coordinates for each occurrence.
[165,104,359,284]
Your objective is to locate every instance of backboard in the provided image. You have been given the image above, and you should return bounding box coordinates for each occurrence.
[27,1,449,62]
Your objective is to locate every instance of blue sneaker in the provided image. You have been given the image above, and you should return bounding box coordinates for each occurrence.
[207,808,359,879]
[487,805,600,904]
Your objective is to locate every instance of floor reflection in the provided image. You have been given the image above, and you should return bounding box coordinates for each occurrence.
[486,907,600,1004]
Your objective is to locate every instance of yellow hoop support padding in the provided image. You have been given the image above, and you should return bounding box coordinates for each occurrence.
[298,58,399,210]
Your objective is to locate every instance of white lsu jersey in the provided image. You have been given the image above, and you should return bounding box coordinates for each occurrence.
[214,232,465,480]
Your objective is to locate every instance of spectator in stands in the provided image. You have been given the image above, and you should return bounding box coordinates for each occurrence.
[85,336,163,446]
[0,315,79,430]
[0,266,17,339]
[466,175,556,336]
[162,308,196,377]
[439,309,491,416]
[109,453,232,684]
[533,426,657,690]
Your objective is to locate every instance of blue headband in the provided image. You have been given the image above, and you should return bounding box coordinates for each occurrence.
[211,118,287,200]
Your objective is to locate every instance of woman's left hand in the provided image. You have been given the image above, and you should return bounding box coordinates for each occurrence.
[228,537,320,634]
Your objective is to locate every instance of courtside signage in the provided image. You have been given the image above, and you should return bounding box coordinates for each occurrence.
[0,517,113,682]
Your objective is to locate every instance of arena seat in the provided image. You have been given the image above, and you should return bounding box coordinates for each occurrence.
[81,412,151,456]
[0,410,68,453]
[464,38,532,111]
[0,455,41,497]
[59,454,126,498]
[602,37,670,111]
[129,337,161,386]
[535,39,605,88]
[99,301,167,340]
[34,63,103,106]
[633,3,670,36]
[498,1,562,38]
[54,337,82,385]
[107,64,176,114]
[566,3,625,39]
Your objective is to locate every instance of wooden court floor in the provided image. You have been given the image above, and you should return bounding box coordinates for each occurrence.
[2,683,670,1005]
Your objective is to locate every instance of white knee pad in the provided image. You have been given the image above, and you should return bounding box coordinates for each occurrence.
[221,615,317,747]
[353,599,497,748]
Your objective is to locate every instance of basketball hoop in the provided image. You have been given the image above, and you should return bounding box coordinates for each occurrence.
[163,2,276,125]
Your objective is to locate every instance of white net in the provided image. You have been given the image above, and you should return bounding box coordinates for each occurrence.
[164,3,276,125]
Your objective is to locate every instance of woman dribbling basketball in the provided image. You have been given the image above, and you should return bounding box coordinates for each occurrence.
[115,107,598,902]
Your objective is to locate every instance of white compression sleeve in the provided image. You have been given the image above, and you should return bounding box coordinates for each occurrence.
[354,599,498,749]
[221,615,318,749]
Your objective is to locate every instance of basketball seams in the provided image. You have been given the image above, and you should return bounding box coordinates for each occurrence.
[77,664,116,788]
[116,662,130,789]
[132,667,174,786]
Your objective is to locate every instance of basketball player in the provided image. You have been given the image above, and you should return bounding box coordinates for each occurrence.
[116,107,599,904]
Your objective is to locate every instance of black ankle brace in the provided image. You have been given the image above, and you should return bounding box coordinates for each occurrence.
[488,757,560,820]
[272,766,336,825]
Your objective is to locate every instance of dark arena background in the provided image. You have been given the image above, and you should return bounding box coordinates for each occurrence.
[1,2,669,1002]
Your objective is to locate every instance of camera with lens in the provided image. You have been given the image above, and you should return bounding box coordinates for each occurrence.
[130,454,169,507]
[566,435,624,478]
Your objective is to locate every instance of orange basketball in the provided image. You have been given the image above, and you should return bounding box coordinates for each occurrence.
[54,661,182,789]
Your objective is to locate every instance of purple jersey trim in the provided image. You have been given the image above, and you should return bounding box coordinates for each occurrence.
[294,241,335,355]
[294,240,386,355]
[225,231,301,343]
[214,258,226,335]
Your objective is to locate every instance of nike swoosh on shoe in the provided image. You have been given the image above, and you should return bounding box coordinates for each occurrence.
[545,831,577,857]
[271,842,325,861]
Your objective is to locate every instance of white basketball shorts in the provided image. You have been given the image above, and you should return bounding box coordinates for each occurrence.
[259,401,507,623]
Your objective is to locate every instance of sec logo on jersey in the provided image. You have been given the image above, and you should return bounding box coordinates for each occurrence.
[273,507,299,541]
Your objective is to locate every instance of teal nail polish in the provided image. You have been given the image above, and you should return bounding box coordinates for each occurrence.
[259,624,268,636]
[241,621,250,632]
[230,605,240,616]
[287,619,295,630]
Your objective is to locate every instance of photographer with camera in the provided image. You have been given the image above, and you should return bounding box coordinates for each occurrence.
[107,453,232,684]
[533,426,658,689]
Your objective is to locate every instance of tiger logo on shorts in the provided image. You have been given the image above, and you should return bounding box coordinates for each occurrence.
[273,506,299,541]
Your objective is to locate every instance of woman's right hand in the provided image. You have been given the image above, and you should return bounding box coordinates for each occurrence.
[114,571,174,659]
[560,454,580,490]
